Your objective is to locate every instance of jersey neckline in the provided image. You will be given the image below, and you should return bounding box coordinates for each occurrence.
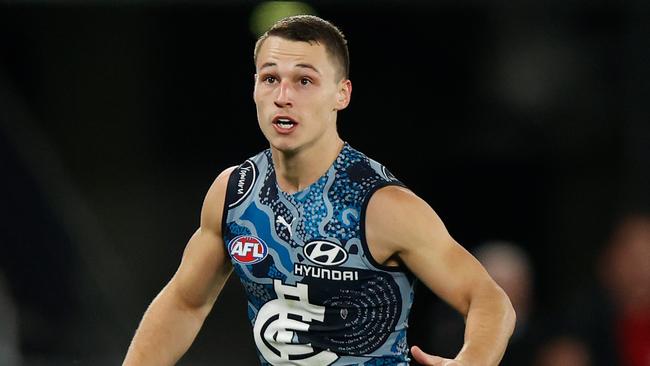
[268,141,351,198]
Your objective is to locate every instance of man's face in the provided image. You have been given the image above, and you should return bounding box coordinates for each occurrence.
[253,36,350,154]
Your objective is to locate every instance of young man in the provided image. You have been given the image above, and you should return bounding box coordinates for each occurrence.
[123,15,515,366]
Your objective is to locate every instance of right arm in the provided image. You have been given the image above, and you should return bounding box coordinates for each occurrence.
[123,166,236,366]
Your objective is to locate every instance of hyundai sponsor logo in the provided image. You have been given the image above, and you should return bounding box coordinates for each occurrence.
[303,240,348,266]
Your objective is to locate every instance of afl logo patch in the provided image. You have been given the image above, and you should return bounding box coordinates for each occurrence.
[229,160,257,208]
[228,235,268,264]
[303,240,348,266]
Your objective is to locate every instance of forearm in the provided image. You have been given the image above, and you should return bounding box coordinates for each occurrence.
[455,284,516,366]
[123,283,210,366]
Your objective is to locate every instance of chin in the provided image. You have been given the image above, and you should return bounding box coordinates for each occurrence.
[269,138,300,155]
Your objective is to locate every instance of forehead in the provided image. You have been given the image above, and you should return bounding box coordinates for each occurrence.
[256,36,335,75]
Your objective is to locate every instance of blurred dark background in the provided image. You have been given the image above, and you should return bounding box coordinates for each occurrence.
[1,1,648,365]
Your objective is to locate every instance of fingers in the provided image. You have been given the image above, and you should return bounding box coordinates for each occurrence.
[410,345,445,365]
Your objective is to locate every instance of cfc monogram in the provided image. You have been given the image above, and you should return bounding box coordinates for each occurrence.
[253,280,338,365]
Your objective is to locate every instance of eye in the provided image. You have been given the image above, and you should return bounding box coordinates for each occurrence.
[262,75,277,84]
[300,77,312,86]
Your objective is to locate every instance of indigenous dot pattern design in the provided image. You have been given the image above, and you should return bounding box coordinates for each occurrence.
[222,143,416,366]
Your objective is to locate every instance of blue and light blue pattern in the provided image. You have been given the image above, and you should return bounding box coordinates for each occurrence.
[223,143,416,365]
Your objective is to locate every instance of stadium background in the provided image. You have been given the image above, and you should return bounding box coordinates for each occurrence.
[0,1,648,365]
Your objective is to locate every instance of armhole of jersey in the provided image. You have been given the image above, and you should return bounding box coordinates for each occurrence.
[360,181,408,273]
[220,167,241,248]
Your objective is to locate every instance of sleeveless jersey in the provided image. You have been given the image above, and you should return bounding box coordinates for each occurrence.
[222,143,416,366]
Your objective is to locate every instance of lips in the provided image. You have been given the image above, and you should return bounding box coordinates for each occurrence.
[272,115,298,134]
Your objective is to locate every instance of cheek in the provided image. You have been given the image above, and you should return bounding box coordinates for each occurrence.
[254,93,269,115]
[253,85,269,105]
[314,92,337,113]
[253,90,262,106]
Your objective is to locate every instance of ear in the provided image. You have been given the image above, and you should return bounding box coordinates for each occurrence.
[334,79,352,111]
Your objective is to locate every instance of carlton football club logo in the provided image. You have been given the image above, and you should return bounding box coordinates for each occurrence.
[254,280,338,365]
[228,235,268,264]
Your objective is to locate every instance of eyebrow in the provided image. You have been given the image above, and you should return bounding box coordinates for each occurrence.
[259,62,321,75]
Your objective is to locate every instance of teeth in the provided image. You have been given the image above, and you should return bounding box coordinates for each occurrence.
[276,118,295,129]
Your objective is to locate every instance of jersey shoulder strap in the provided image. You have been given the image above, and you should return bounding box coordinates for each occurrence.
[220,151,266,234]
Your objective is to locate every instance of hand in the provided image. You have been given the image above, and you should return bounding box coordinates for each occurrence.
[410,346,466,366]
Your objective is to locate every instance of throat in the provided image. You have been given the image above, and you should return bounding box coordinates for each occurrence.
[275,162,319,194]
[272,139,345,194]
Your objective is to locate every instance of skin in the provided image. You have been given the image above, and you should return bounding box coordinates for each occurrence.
[123,35,516,366]
[366,186,515,365]
[122,166,234,366]
[253,36,351,192]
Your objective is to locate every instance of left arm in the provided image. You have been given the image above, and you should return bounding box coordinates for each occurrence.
[365,186,516,366]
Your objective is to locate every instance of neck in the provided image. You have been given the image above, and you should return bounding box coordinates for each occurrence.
[272,134,344,194]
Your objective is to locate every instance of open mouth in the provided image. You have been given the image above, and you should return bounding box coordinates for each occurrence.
[273,116,298,130]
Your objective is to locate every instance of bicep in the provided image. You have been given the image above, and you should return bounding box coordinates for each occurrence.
[170,227,232,312]
[400,227,488,316]
[368,187,494,316]
[168,167,236,312]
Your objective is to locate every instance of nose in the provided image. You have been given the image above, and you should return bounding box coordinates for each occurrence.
[274,80,293,108]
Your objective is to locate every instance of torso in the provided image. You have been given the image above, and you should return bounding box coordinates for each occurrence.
[222,143,416,365]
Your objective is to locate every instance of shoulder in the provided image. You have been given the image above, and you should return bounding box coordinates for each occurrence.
[200,166,237,234]
[200,149,269,230]
[367,185,427,219]
[366,185,448,253]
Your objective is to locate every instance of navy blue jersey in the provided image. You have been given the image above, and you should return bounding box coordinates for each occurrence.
[222,143,416,365]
